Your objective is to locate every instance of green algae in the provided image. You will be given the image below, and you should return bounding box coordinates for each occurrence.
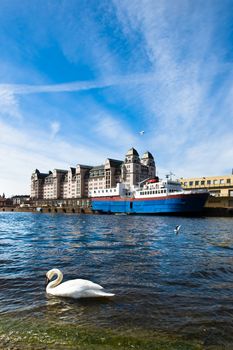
[0,315,204,350]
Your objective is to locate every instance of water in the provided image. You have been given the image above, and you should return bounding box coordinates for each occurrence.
[0,212,233,346]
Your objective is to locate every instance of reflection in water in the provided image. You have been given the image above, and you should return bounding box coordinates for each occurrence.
[0,212,233,345]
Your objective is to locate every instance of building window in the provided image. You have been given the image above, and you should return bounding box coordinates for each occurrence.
[201,181,205,185]
[195,181,199,185]
[213,180,218,185]
[220,179,224,184]
[189,181,193,186]
[207,180,211,185]
[227,178,231,184]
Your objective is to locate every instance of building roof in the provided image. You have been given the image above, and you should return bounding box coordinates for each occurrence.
[76,164,93,169]
[126,147,139,156]
[107,158,123,167]
[53,169,68,173]
[70,167,76,175]
[34,169,51,179]
[141,151,154,159]
[90,165,105,171]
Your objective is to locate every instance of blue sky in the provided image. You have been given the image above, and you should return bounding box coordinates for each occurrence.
[1,0,233,196]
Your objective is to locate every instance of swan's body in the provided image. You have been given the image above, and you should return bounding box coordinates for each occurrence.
[46,268,115,299]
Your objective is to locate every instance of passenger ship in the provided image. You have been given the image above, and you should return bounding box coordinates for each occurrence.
[89,176,209,215]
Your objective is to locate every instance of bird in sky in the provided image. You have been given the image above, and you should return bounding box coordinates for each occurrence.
[139,130,145,135]
[174,225,181,234]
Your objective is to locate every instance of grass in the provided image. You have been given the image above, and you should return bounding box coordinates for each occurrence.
[0,315,204,350]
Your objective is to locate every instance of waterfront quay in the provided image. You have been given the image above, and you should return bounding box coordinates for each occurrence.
[0,197,93,214]
[1,195,233,216]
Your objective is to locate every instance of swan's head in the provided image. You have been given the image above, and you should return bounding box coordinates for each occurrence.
[45,268,63,286]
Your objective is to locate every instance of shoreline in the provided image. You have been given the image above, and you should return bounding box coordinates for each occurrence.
[0,314,205,350]
[0,206,233,217]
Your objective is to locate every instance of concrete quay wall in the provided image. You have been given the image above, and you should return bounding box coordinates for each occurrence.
[0,196,232,216]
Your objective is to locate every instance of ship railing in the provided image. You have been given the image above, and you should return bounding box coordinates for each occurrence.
[184,189,209,194]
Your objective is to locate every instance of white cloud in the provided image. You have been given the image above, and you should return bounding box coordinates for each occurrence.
[0,87,21,119]
[93,113,137,148]
[50,121,60,139]
[0,74,155,95]
[111,0,233,174]
[0,119,126,196]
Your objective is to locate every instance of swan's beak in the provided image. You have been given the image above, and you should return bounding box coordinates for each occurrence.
[45,276,49,286]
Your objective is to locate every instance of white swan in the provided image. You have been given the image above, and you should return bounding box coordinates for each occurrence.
[45,268,115,299]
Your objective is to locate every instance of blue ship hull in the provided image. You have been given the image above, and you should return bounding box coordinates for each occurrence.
[91,193,209,215]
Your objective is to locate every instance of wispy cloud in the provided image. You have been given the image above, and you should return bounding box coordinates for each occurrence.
[0,74,155,95]
[0,87,21,119]
[92,113,137,150]
[0,119,113,195]
[112,0,233,170]
[50,121,60,139]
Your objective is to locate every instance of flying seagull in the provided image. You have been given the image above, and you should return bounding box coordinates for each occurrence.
[139,130,145,135]
[174,225,181,234]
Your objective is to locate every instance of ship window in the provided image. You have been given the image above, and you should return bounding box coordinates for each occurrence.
[140,192,142,195]
[102,190,104,193]
[94,191,96,193]
[150,191,152,194]
[158,190,160,194]
[106,190,108,192]
[153,191,155,194]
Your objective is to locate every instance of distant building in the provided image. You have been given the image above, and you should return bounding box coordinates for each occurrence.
[30,148,156,200]
[0,194,6,207]
[180,174,233,197]
[0,194,13,207]
[11,195,31,206]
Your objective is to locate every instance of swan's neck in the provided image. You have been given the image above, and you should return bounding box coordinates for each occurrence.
[47,269,63,291]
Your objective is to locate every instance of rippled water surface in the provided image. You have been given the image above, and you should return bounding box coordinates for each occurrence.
[0,212,233,345]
